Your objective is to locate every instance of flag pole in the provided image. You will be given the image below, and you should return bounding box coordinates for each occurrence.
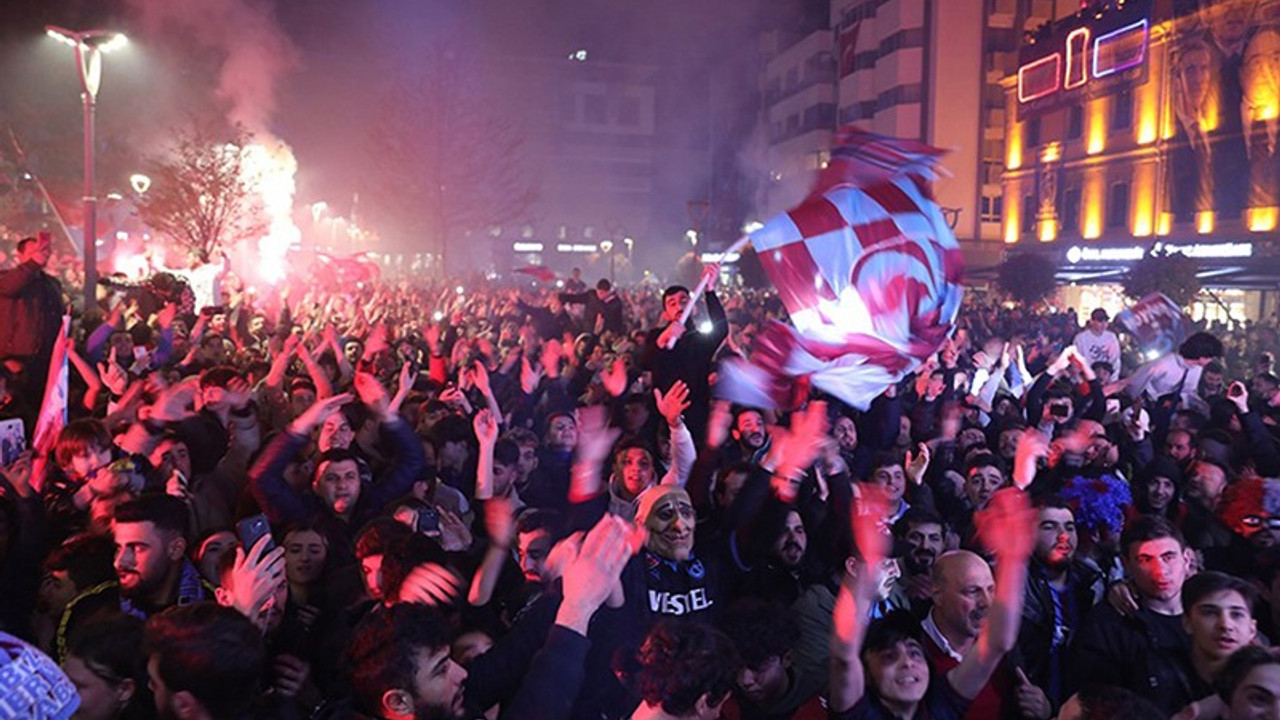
[663,233,752,349]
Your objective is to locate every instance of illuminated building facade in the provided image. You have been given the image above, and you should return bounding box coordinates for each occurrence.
[763,0,1079,262]
[1002,0,1280,320]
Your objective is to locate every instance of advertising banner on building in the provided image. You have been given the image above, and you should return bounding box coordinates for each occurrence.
[1167,0,1280,224]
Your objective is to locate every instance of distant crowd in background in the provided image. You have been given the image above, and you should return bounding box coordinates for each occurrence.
[7,233,1280,720]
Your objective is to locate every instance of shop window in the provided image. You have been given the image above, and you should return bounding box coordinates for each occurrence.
[981,195,1003,223]
[1061,187,1080,234]
[1107,183,1130,229]
[1111,89,1133,130]
[1067,105,1083,140]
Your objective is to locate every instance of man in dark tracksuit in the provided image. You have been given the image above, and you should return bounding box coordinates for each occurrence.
[641,282,728,446]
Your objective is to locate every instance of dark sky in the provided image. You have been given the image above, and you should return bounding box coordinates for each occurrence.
[0,0,778,256]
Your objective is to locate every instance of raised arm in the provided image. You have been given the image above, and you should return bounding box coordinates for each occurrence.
[947,488,1035,699]
[829,487,891,713]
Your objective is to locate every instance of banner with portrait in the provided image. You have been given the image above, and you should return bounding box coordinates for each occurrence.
[1168,0,1280,223]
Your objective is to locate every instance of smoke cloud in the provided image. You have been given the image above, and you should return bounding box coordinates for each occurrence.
[124,0,298,131]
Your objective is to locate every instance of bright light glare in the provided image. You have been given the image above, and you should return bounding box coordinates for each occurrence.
[1145,350,1160,361]
[242,141,300,284]
[432,311,444,322]
[99,34,128,53]
[698,320,713,334]
[455,286,464,295]
[556,280,565,288]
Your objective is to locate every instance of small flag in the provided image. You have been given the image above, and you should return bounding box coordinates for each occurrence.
[32,316,70,454]
[514,265,557,283]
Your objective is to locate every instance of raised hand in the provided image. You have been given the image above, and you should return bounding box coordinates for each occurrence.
[98,347,129,397]
[574,405,619,467]
[473,408,499,446]
[471,360,492,396]
[770,400,830,483]
[223,535,286,631]
[654,380,692,427]
[354,372,391,419]
[156,302,178,330]
[707,399,733,449]
[397,563,463,606]
[974,487,1037,562]
[437,509,473,552]
[1013,668,1051,720]
[556,515,643,633]
[483,497,516,550]
[904,443,930,485]
[225,376,252,410]
[602,357,628,398]
[1012,429,1049,490]
[1,451,34,499]
[520,355,544,395]
[289,393,354,435]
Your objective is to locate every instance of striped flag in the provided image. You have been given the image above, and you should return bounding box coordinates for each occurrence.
[32,316,70,453]
[717,128,964,410]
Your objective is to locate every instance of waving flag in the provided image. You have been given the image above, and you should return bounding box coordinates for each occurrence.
[32,316,71,453]
[718,127,964,410]
[514,265,557,283]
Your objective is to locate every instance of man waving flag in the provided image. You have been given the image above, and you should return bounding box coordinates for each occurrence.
[717,127,965,410]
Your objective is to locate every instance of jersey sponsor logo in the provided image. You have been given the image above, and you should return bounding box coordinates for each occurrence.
[648,587,713,615]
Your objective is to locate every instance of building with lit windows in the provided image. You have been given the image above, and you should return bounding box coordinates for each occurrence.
[762,0,1080,262]
[1001,0,1280,321]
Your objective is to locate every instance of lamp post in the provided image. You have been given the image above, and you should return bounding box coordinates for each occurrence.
[46,25,128,308]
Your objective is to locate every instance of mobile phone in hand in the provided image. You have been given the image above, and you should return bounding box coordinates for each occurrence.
[237,514,275,554]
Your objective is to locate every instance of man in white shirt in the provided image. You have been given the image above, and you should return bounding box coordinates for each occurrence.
[1120,331,1225,413]
[1074,309,1122,376]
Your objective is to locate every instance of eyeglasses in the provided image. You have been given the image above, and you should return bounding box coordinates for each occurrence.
[1241,515,1280,529]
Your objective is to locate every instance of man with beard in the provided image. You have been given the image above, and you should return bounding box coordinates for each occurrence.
[1071,516,1197,716]
[735,507,825,607]
[57,495,212,662]
[144,603,265,720]
[1183,458,1236,553]
[890,509,946,614]
[1016,498,1104,713]
[728,408,771,465]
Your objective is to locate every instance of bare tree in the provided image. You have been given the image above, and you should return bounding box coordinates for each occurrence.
[366,47,537,275]
[138,121,267,264]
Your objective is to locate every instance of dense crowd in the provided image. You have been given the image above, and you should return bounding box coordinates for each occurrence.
[7,231,1280,720]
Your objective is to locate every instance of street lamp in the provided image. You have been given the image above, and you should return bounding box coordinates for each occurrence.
[599,239,615,283]
[46,25,128,308]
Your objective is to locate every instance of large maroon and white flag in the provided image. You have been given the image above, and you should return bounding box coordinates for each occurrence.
[718,128,964,409]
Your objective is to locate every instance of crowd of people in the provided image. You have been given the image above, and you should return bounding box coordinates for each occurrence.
[6,231,1280,720]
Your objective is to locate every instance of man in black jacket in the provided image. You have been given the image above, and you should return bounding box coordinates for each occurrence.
[1069,516,1197,716]
[641,276,727,445]
[0,233,63,404]
[558,279,624,336]
[1016,497,1104,713]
